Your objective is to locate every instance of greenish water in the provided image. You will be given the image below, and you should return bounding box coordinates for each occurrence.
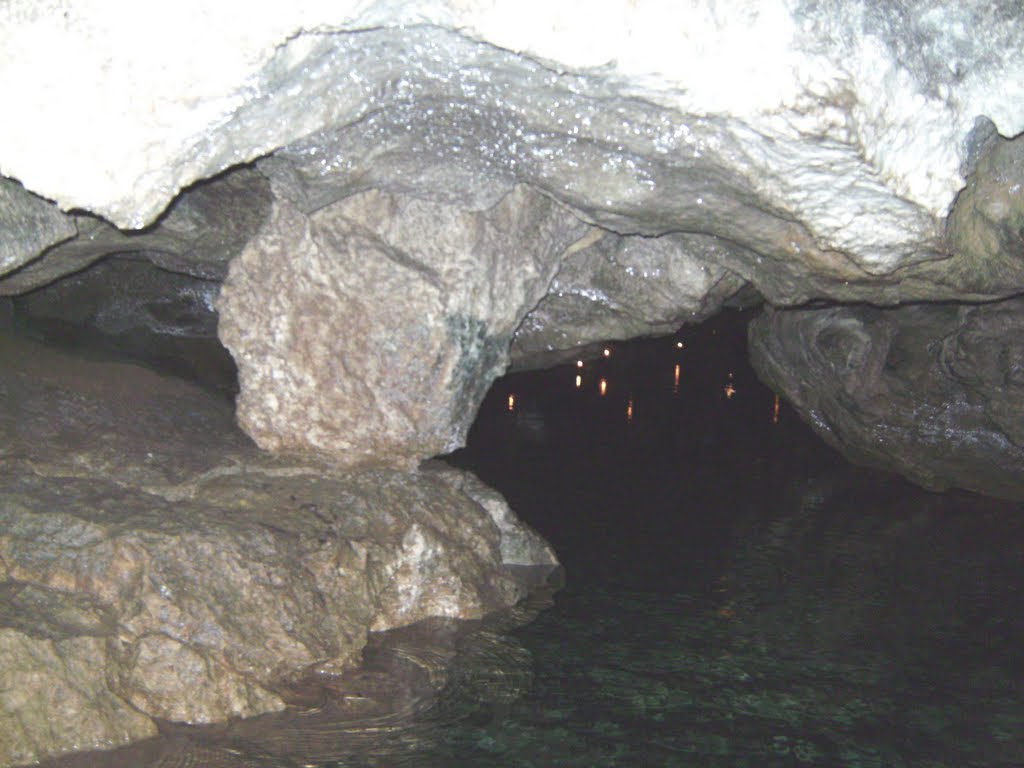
[433,315,1024,768]
[41,313,1024,767]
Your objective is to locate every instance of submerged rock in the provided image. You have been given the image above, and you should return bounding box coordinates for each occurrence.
[749,300,1024,500]
[0,332,555,765]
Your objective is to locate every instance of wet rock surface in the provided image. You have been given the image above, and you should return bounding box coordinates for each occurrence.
[511,231,749,369]
[749,300,1024,500]
[0,178,76,277]
[11,256,237,397]
[0,167,272,297]
[0,3,1022,475]
[0,331,555,766]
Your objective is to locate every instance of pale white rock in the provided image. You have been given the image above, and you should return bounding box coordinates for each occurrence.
[0,0,1020,279]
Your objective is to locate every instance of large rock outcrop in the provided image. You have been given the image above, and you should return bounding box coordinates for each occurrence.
[749,299,1024,500]
[0,1,1022,471]
[217,185,588,464]
[0,331,555,766]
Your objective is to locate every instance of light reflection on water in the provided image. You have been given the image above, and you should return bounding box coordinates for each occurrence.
[40,312,1024,767]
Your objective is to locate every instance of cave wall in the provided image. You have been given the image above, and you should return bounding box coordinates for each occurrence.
[2,3,1024,762]
[1,1,1023,481]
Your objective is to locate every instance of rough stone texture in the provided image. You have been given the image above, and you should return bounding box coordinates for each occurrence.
[0,629,158,767]
[749,301,1024,500]
[428,464,559,568]
[0,3,1019,294]
[0,177,76,277]
[511,231,749,368]
[0,331,555,766]
[12,257,236,395]
[0,166,271,297]
[218,184,588,465]
[944,131,1024,297]
[0,2,1022,476]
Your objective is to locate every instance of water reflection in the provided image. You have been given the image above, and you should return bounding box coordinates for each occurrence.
[446,312,1024,767]
[41,312,1024,767]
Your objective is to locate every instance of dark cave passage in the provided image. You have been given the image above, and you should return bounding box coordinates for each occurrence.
[6,280,1024,768]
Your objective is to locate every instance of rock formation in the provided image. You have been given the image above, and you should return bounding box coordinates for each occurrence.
[0,332,554,765]
[1,0,1024,762]
[750,300,1024,500]
[217,185,589,464]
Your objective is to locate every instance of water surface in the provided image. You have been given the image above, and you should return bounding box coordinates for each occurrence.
[42,312,1024,767]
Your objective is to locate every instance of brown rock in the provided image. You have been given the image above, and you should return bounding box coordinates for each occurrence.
[0,332,556,765]
[217,185,588,466]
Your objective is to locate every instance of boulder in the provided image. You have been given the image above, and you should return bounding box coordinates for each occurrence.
[217,184,588,465]
[749,300,1024,500]
[0,331,555,765]
[0,2,1022,469]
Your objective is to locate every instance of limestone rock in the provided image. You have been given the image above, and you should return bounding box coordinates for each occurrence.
[427,464,559,568]
[0,177,76,277]
[0,3,1020,299]
[12,257,236,395]
[0,331,555,765]
[512,231,749,368]
[0,630,158,766]
[0,166,272,297]
[749,301,1024,500]
[944,131,1024,297]
[218,184,588,466]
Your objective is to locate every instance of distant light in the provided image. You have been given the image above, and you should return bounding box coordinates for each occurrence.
[724,382,736,399]
[507,394,515,412]
[575,374,582,388]
[603,348,611,357]
[676,341,684,349]
[600,378,608,396]
[576,360,584,368]
[626,397,634,423]
[773,394,780,424]
[674,363,681,394]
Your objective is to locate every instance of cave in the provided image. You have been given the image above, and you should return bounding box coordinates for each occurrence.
[2,3,1024,766]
